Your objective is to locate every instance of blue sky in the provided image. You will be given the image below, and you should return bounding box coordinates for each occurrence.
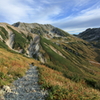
[0,0,100,34]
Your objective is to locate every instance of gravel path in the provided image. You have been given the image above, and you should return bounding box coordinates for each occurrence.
[4,65,48,100]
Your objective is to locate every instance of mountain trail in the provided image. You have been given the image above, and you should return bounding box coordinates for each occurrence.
[3,65,48,100]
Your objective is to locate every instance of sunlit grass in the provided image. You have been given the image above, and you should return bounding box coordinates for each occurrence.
[37,64,100,100]
[0,48,36,86]
[0,47,100,100]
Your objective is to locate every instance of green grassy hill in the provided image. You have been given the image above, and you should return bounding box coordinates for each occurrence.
[40,36,100,89]
[0,45,100,100]
[0,22,100,99]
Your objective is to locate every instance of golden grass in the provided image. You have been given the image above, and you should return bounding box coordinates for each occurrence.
[37,64,100,100]
[0,47,100,99]
[0,48,37,86]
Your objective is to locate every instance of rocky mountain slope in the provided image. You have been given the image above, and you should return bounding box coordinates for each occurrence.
[12,22,69,37]
[0,22,100,90]
[1,48,100,100]
[78,28,100,48]
[0,23,45,63]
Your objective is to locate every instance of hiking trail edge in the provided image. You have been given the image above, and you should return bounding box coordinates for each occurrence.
[4,65,48,100]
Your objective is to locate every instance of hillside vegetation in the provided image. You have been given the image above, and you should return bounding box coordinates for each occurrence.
[38,64,100,100]
[0,22,100,99]
[0,47,35,86]
[40,36,100,89]
[0,45,100,100]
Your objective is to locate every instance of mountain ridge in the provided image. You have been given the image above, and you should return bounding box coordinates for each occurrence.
[1,22,100,99]
[0,22,100,89]
[12,22,70,37]
[77,27,100,48]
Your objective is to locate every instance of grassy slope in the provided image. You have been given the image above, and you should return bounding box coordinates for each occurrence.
[0,26,8,40]
[0,47,35,86]
[38,64,100,100]
[40,37,100,89]
[0,41,100,100]
[0,24,100,99]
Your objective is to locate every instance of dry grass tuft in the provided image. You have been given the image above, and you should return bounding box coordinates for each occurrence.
[37,64,100,100]
[0,48,36,86]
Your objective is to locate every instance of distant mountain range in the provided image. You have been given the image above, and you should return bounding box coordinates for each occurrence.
[0,22,100,90]
[77,28,100,48]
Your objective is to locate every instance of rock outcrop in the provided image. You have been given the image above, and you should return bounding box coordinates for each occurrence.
[78,28,100,41]
[12,22,69,38]
[77,28,100,48]
[6,32,15,49]
[0,23,45,62]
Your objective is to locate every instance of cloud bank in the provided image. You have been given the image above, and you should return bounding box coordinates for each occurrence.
[0,0,100,34]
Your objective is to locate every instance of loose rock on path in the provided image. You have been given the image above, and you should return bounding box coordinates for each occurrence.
[4,65,48,100]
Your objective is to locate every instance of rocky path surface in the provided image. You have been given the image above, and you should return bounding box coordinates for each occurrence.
[3,65,48,100]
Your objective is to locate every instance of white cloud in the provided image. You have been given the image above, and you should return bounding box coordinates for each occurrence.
[53,3,100,34]
[0,0,33,23]
[0,0,100,34]
[74,0,91,7]
[64,28,87,34]
[0,0,62,24]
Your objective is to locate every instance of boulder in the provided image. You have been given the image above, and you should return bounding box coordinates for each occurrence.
[3,85,11,93]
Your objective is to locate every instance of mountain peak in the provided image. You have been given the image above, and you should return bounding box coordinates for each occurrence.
[12,22,21,27]
[12,22,69,37]
[78,27,100,41]
[1,22,100,99]
[78,27,100,48]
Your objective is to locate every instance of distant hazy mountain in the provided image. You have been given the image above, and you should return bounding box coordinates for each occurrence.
[78,28,100,48]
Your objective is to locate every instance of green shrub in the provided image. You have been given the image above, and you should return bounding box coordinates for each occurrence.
[0,41,8,49]
[0,72,5,79]
[46,85,69,100]
[0,26,8,39]
[85,78,97,88]
[0,41,19,54]
[7,26,28,52]
[27,35,33,41]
